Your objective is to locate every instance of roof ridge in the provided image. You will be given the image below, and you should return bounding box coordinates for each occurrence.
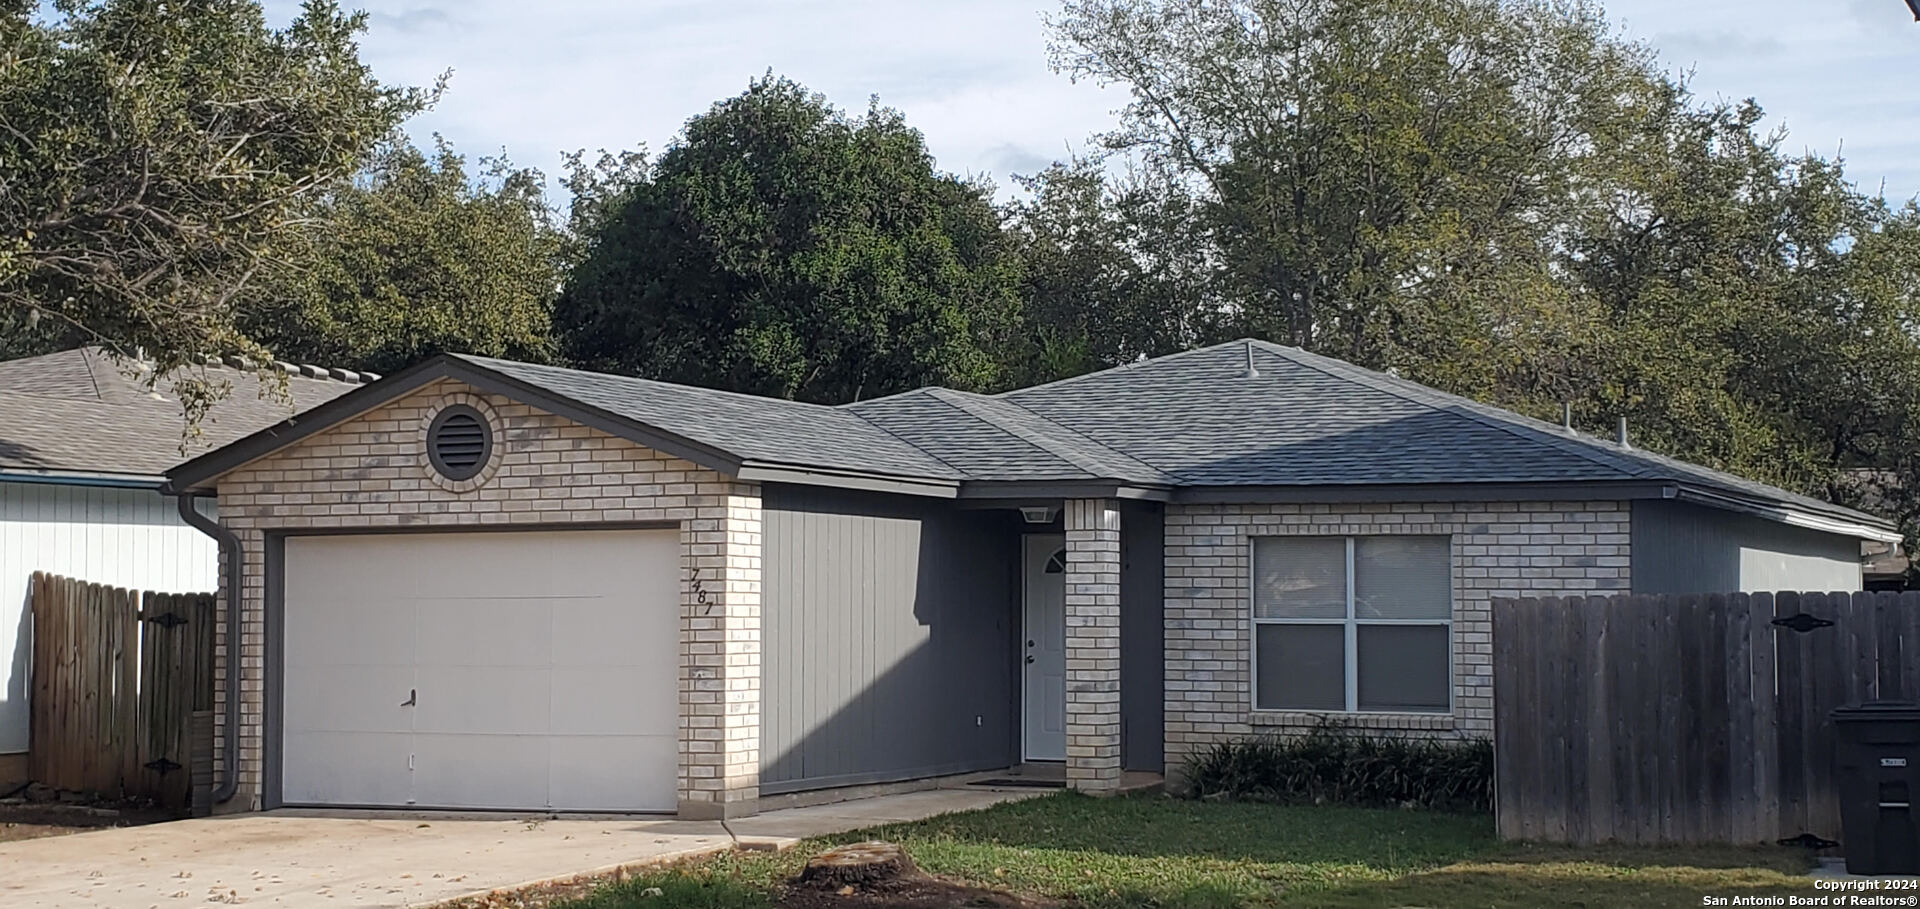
[456,355,838,413]
[67,346,384,386]
[1248,340,1661,481]
[843,388,978,479]
[930,388,1175,483]
[928,389,1117,479]
[994,342,1235,399]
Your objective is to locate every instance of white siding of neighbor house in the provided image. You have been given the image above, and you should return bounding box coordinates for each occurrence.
[0,482,218,754]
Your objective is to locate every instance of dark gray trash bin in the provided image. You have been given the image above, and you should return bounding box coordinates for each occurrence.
[1833,700,1920,875]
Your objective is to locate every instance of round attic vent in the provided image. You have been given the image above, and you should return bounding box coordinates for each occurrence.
[427,405,492,481]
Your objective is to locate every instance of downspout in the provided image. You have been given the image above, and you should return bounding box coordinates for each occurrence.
[173,488,242,805]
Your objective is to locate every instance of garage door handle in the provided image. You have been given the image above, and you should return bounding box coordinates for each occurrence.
[401,688,416,707]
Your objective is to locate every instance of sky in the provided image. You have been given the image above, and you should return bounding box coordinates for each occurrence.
[259,0,1920,203]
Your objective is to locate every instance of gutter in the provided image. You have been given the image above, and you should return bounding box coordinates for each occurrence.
[733,462,963,499]
[0,468,168,489]
[1674,485,1903,544]
[171,487,241,805]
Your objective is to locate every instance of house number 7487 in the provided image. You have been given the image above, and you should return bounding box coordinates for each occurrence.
[692,567,713,615]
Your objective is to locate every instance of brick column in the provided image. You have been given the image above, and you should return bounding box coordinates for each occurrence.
[678,484,763,818]
[1064,498,1122,792]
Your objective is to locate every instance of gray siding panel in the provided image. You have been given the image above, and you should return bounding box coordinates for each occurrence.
[760,485,1018,793]
[1119,501,1165,772]
[1632,500,1862,594]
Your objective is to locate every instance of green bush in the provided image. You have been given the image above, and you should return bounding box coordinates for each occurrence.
[1182,722,1493,813]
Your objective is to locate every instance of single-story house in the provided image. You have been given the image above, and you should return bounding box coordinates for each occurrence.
[0,347,365,779]
[161,339,1898,818]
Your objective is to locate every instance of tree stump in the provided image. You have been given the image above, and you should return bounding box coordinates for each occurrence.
[796,841,918,889]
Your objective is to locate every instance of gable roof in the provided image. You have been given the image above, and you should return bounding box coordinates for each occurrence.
[0,348,364,482]
[162,340,1898,541]
[463,357,959,481]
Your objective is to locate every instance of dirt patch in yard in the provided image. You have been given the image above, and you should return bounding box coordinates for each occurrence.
[428,850,1058,909]
[435,867,1055,909]
[0,802,176,842]
[781,874,1058,909]
[0,782,179,843]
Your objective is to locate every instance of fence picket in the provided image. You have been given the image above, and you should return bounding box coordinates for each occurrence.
[25,574,214,808]
[1495,588,1911,846]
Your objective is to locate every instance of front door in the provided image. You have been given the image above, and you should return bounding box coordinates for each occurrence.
[1022,534,1067,761]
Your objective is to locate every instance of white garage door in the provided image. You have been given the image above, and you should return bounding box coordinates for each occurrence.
[282,530,679,811]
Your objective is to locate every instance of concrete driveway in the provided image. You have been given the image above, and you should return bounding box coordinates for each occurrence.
[0,789,1039,909]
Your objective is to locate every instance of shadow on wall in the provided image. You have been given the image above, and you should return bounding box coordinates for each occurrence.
[757,487,1022,794]
[0,488,218,756]
[4,587,23,759]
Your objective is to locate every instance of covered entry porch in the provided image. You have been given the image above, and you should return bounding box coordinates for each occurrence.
[1009,498,1165,793]
[758,490,1164,798]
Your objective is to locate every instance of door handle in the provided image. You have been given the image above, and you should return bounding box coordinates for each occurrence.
[1025,656,1035,665]
[401,688,416,707]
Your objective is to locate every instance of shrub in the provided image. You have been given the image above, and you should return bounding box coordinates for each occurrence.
[1182,722,1493,813]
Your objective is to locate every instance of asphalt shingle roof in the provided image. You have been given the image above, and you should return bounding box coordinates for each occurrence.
[101,337,1885,532]
[1000,340,1878,521]
[461,357,960,480]
[465,340,1879,528]
[0,348,360,477]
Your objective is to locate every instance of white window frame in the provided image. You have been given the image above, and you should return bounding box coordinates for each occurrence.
[1249,535,1454,714]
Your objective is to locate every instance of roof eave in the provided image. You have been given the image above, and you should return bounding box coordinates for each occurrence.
[1170,480,1677,505]
[166,354,749,492]
[958,480,1174,502]
[736,462,960,499]
[1673,484,1902,543]
[0,467,170,490]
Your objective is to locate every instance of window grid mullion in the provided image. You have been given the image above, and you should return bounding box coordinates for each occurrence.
[1344,536,1358,712]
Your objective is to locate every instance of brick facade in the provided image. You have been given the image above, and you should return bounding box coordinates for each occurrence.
[208,379,762,817]
[196,371,1646,809]
[1062,498,1122,792]
[1162,500,1630,772]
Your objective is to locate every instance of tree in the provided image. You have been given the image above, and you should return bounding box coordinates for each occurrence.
[242,138,562,373]
[1003,160,1221,383]
[1045,0,1666,385]
[555,76,1024,403]
[0,0,431,417]
[1042,0,1920,551]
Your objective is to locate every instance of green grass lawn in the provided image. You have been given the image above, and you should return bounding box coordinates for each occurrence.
[558,793,1820,909]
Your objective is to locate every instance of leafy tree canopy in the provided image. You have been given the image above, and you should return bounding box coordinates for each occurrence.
[0,0,432,419]
[555,75,1023,403]
[1037,0,1920,546]
[242,138,563,374]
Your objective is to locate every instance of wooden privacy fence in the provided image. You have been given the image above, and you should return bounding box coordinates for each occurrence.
[1492,591,1920,847]
[28,571,215,808]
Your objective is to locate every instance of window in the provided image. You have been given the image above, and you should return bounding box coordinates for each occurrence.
[1252,535,1452,713]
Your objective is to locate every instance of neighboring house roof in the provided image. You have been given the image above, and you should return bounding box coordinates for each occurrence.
[0,347,366,482]
[164,339,1900,541]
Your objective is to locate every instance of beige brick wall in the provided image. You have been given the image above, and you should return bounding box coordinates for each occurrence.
[209,379,762,816]
[1063,498,1122,792]
[1163,500,1630,770]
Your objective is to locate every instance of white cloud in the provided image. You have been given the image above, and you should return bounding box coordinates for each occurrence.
[1610,0,1920,202]
[266,0,1917,202]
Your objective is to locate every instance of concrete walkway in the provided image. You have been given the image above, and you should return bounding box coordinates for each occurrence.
[0,789,1040,909]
